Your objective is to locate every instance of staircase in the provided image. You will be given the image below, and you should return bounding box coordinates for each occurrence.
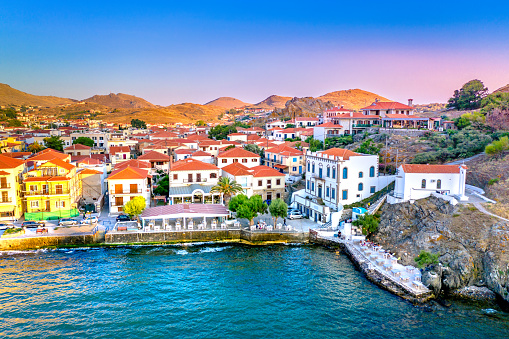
[367,194,387,215]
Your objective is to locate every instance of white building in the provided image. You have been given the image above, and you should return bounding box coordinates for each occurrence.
[217,147,260,169]
[107,166,151,214]
[389,164,468,203]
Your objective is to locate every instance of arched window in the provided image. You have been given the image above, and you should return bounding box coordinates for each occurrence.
[312,163,315,174]
[343,167,348,179]
[369,166,375,177]
[437,179,442,189]
[358,183,363,191]
[307,161,310,172]
[359,171,363,178]
[421,179,426,189]
[326,166,330,178]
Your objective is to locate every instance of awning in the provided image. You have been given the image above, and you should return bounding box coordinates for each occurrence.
[274,164,288,169]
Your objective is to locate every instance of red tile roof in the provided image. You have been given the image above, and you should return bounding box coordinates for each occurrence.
[64,144,91,150]
[265,144,302,156]
[0,154,25,169]
[137,150,170,161]
[319,148,360,160]
[191,150,212,157]
[361,101,413,111]
[108,166,150,180]
[222,162,252,176]
[79,168,103,175]
[114,159,151,170]
[30,149,70,162]
[44,158,76,171]
[250,165,285,177]
[109,146,131,155]
[315,122,343,128]
[401,164,466,174]
[217,147,260,158]
[171,158,219,171]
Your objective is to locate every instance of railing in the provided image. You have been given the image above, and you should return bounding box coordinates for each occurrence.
[25,189,71,196]
[0,184,11,189]
[112,189,143,194]
[352,124,373,128]
[183,178,208,183]
[313,173,325,180]
[0,198,12,203]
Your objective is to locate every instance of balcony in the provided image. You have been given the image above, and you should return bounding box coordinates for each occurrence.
[0,198,12,203]
[352,124,373,128]
[312,173,326,181]
[183,178,208,183]
[112,189,143,195]
[25,189,71,196]
[0,184,11,189]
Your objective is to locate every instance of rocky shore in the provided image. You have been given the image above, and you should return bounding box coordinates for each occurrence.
[371,196,509,307]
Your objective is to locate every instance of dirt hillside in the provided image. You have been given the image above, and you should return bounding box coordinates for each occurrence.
[84,93,156,109]
[317,89,391,110]
[205,97,250,109]
[0,83,75,107]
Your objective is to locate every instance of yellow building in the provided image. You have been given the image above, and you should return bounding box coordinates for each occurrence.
[0,155,25,221]
[0,137,23,153]
[24,157,82,220]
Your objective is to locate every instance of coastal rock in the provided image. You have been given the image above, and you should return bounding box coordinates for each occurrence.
[422,266,442,295]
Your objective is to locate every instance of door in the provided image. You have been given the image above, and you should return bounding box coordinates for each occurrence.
[43,184,49,194]
[188,173,193,182]
[55,184,63,195]
[115,184,123,194]
[0,177,6,189]
[115,197,123,207]
[130,184,138,193]
[196,173,201,182]
[266,193,272,202]
[318,185,322,198]
[299,166,302,174]
[45,200,50,211]
[1,191,8,203]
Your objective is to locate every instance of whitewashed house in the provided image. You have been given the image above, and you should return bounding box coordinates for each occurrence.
[107,166,151,214]
[388,164,468,203]
[217,148,260,169]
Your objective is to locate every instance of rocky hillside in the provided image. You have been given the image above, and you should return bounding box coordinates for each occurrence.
[0,83,75,107]
[205,97,250,109]
[84,93,156,109]
[372,196,509,304]
[317,89,390,110]
[494,84,509,94]
[251,95,292,109]
[272,97,334,119]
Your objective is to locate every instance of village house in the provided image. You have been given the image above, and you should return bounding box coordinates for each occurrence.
[0,155,26,221]
[360,99,430,130]
[264,144,304,176]
[64,143,92,156]
[107,166,151,214]
[388,164,468,204]
[313,122,345,142]
[110,146,131,165]
[226,133,248,143]
[216,147,260,169]
[137,150,171,174]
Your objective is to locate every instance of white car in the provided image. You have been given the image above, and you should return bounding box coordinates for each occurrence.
[288,211,303,219]
[80,216,99,224]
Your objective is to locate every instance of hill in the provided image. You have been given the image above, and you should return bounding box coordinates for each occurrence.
[205,97,250,109]
[272,97,335,119]
[251,95,292,109]
[317,89,391,110]
[84,93,156,109]
[0,83,75,107]
[493,84,509,94]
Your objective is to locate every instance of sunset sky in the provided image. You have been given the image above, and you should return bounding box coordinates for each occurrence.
[1,1,508,105]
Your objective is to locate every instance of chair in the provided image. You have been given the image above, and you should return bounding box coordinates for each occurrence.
[221,223,227,229]
[175,224,182,231]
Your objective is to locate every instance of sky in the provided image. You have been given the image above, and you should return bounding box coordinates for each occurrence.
[1,0,508,106]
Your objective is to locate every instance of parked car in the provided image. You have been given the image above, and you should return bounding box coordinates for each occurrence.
[116,214,131,222]
[80,216,99,225]
[22,221,44,228]
[287,207,300,214]
[0,222,14,230]
[58,218,78,226]
[288,211,303,220]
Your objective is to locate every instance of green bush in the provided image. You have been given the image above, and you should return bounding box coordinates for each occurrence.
[414,250,439,268]
[352,214,379,235]
[488,178,500,185]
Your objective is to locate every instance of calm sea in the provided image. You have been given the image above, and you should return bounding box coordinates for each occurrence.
[0,245,507,338]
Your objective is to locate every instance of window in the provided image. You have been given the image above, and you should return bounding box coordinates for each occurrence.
[233,159,238,163]
[342,190,348,200]
[311,182,315,191]
[292,167,297,171]
[358,183,363,191]
[130,184,138,193]
[343,167,348,179]
[421,179,426,189]
[222,159,227,163]
[359,172,363,178]
[331,188,336,200]
[326,187,330,197]
[369,166,375,177]
[276,179,281,185]
[276,193,281,199]
[210,173,217,178]
[29,185,37,192]
[31,201,39,208]
[173,174,178,180]
[242,158,247,163]
[319,168,323,179]
[327,167,330,177]
[307,162,310,172]
[55,201,65,208]
[293,158,297,162]
[312,164,315,173]
[267,180,272,188]
[332,168,336,179]
[370,186,376,194]
[258,180,262,186]
[307,180,310,189]
[437,179,442,189]
[100,137,104,140]
[252,158,257,162]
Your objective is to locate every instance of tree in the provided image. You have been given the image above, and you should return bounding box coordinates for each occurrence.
[131,119,147,129]
[73,137,94,147]
[211,177,244,204]
[228,194,267,225]
[123,196,146,221]
[28,141,45,153]
[43,136,65,151]
[195,120,206,126]
[285,124,295,129]
[269,199,287,226]
[208,125,237,140]
[414,250,439,268]
[355,139,381,155]
[485,136,509,157]
[447,79,488,110]
[228,108,238,115]
[153,175,169,196]
[244,144,263,156]
[305,136,323,152]
[352,213,379,235]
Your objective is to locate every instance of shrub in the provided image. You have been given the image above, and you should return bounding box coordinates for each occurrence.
[414,250,439,268]
[488,178,500,185]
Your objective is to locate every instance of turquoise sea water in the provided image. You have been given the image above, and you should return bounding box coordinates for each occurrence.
[0,245,508,338]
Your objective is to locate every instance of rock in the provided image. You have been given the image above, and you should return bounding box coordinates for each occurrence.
[422,266,442,295]
[449,286,497,301]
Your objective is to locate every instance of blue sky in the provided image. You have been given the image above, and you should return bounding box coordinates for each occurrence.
[1,1,508,105]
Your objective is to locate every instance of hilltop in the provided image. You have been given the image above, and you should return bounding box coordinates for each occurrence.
[0,83,75,107]
[493,84,509,94]
[272,97,334,119]
[84,93,156,109]
[251,95,292,109]
[205,97,250,109]
[317,89,390,110]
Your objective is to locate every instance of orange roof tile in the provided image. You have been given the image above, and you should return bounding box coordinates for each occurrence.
[0,154,24,169]
[79,168,103,175]
[44,158,76,171]
[109,146,131,155]
[171,158,219,171]
[30,149,70,162]
[319,148,360,160]
[114,159,151,170]
[191,150,212,157]
[222,162,252,176]
[401,164,465,174]
[64,144,91,150]
[138,150,170,161]
[315,122,343,128]
[250,165,285,177]
[361,101,413,111]
[108,166,150,180]
[217,147,260,158]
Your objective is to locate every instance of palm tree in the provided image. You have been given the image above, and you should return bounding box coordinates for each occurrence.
[211,177,243,205]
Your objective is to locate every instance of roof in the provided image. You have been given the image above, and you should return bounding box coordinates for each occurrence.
[30,149,69,162]
[222,162,252,176]
[191,150,212,157]
[64,144,91,151]
[1,152,31,159]
[24,176,71,182]
[265,144,302,156]
[114,159,151,170]
[315,122,343,128]
[0,170,10,175]
[141,203,228,218]
[0,154,24,169]
[171,158,219,171]
[137,150,170,161]
[319,148,360,160]
[250,165,286,177]
[168,184,215,196]
[79,168,103,175]
[109,146,131,155]
[108,166,150,180]
[174,149,195,155]
[217,147,260,158]
[295,117,319,121]
[186,134,209,140]
[361,101,414,111]
[43,158,76,171]
[401,164,466,174]
[75,157,103,166]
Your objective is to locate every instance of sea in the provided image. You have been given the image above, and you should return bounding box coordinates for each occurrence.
[0,244,507,338]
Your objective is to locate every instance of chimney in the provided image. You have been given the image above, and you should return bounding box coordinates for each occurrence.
[408,99,413,107]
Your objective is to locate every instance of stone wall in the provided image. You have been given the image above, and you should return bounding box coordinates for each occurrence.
[106,230,241,244]
[240,230,308,243]
[0,234,96,251]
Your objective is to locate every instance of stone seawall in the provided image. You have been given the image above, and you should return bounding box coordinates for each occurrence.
[240,230,308,243]
[106,230,241,244]
[0,234,97,251]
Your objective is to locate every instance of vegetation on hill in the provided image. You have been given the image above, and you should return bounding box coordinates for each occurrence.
[131,118,147,129]
[0,108,23,127]
[447,79,488,110]
[208,125,237,140]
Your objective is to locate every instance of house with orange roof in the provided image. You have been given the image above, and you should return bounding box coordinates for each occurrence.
[264,144,304,176]
[389,164,468,204]
[149,131,179,140]
[110,146,131,165]
[265,120,288,130]
[167,158,222,204]
[23,157,82,220]
[107,166,151,214]
[297,148,386,223]
[29,148,72,166]
[138,151,171,174]
[0,154,26,221]
[360,99,430,130]
[313,122,345,142]
[217,147,260,169]
[226,133,248,143]
[64,143,92,156]
[190,150,214,164]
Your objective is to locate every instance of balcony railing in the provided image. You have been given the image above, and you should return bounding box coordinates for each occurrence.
[0,198,12,203]
[25,189,71,196]
[112,189,143,194]
[0,184,11,189]
[183,178,208,183]
[313,173,325,180]
[352,124,373,128]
